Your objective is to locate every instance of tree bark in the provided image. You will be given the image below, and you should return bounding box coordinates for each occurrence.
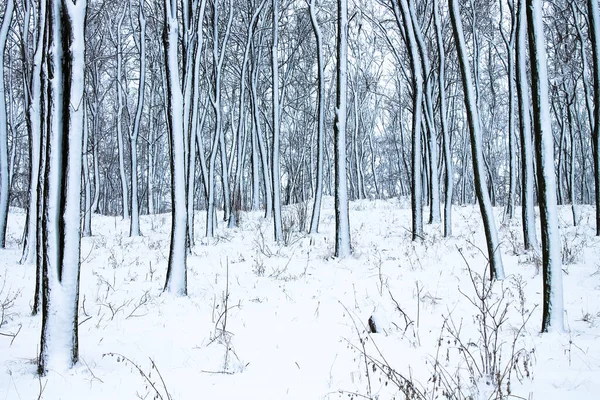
[526,0,564,332]
[308,0,325,234]
[82,105,92,237]
[516,0,538,250]
[434,0,453,237]
[38,0,86,374]
[449,0,505,280]
[393,0,424,241]
[129,1,146,237]
[0,0,14,248]
[163,0,188,295]
[271,0,283,242]
[334,0,351,257]
[588,0,600,236]
[21,0,44,265]
[113,10,130,221]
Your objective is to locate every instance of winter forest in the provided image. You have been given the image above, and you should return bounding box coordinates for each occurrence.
[1,0,600,398]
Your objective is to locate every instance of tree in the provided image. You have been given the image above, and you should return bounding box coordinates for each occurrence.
[392,0,424,241]
[21,0,45,265]
[433,0,453,237]
[500,0,517,220]
[0,0,14,249]
[588,0,600,236]
[129,0,146,237]
[407,0,441,225]
[271,0,284,242]
[308,0,325,234]
[82,104,93,237]
[334,0,351,257]
[38,0,87,374]
[449,0,505,280]
[206,0,233,238]
[516,0,537,250]
[163,0,188,295]
[20,0,47,316]
[249,26,273,219]
[230,0,266,228]
[526,0,564,333]
[109,9,130,221]
[186,0,208,242]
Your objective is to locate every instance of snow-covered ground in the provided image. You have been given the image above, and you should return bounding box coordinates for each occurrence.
[1,198,599,399]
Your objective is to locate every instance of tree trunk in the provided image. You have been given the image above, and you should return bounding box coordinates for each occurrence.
[567,96,579,225]
[334,0,351,257]
[38,0,86,374]
[186,0,207,244]
[526,0,564,332]
[21,0,44,265]
[91,104,100,213]
[516,0,537,250]
[0,0,14,248]
[129,2,146,237]
[271,0,283,242]
[206,0,233,238]
[588,0,600,236]
[408,0,441,224]
[434,0,453,237]
[449,0,505,280]
[501,1,517,220]
[250,37,273,219]
[82,105,92,237]
[163,0,188,296]
[147,79,156,215]
[114,11,130,221]
[393,0,424,241]
[230,0,265,228]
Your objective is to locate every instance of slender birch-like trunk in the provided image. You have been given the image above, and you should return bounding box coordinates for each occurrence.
[334,0,351,257]
[449,0,505,280]
[526,0,564,332]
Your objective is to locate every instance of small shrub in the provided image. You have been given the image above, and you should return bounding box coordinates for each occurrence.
[561,235,585,265]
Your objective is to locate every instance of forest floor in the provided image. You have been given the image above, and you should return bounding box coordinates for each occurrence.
[1,197,599,399]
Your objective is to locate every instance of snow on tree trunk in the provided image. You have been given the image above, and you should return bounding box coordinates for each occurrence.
[516,0,537,250]
[588,0,600,236]
[251,42,273,219]
[526,0,564,333]
[230,0,265,228]
[147,83,156,215]
[38,0,86,374]
[219,120,232,225]
[129,2,146,238]
[309,0,325,234]
[501,1,517,220]
[394,0,424,241]
[91,110,100,213]
[206,0,233,238]
[163,0,188,296]
[567,100,579,226]
[0,0,14,248]
[334,0,351,257]
[82,105,92,237]
[449,0,505,280]
[272,0,283,242]
[251,115,260,211]
[114,11,129,221]
[434,0,453,237]
[408,0,441,225]
[186,0,207,242]
[21,0,45,265]
[352,87,364,200]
